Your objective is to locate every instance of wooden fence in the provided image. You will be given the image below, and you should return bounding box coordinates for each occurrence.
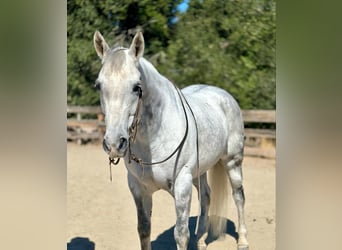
[242,109,276,144]
[67,106,105,145]
[67,106,275,157]
[242,110,276,158]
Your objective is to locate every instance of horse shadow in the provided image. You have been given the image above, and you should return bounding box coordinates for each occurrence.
[67,237,95,250]
[151,216,238,250]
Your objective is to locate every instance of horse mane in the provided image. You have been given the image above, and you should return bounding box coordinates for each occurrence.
[138,57,175,89]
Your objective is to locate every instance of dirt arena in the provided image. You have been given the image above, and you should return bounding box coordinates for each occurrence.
[67,143,275,250]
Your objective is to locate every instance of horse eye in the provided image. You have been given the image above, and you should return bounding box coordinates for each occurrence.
[132,84,142,97]
[94,80,101,90]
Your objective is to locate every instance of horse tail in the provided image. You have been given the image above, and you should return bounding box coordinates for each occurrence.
[207,160,230,239]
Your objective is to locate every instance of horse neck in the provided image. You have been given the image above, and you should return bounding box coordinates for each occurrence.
[137,58,182,142]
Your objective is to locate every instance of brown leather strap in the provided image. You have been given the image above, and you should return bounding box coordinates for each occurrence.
[127,83,190,166]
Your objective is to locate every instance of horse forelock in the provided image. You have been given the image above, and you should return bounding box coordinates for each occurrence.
[102,47,137,77]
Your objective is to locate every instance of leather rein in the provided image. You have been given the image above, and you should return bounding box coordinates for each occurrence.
[109,82,194,168]
[107,81,202,234]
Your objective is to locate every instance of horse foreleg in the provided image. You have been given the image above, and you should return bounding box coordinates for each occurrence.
[174,169,193,250]
[128,174,152,250]
[193,173,210,250]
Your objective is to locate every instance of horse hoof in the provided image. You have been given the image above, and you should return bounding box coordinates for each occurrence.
[237,245,249,250]
[197,242,207,250]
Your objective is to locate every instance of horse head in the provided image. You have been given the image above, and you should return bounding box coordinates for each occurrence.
[93,31,145,158]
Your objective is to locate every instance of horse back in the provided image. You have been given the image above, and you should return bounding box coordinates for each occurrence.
[182,84,243,132]
[182,84,244,156]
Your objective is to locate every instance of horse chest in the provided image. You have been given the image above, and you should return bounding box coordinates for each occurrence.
[125,162,173,192]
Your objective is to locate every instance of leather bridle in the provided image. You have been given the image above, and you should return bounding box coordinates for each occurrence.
[109,82,192,167]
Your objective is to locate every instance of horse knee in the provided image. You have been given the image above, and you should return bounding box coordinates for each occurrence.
[137,219,151,239]
[227,159,243,186]
[227,167,245,202]
[227,154,243,169]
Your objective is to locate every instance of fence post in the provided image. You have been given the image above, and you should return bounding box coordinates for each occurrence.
[97,113,105,138]
[76,112,82,145]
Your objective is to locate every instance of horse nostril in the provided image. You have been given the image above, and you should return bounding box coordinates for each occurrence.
[118,137,127,150]
[102,139,111,153]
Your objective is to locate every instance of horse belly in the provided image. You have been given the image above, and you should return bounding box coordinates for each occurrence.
[189,103,228,176]
[197,119,227,175]
[183,85,242,175]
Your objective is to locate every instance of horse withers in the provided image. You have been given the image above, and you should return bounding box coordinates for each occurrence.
[93,30,249,250]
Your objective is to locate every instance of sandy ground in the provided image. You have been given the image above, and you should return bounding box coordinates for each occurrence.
[67,143,275,250]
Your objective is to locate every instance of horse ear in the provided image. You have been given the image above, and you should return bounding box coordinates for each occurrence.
[129,32,145,60]
[94,30,109,60]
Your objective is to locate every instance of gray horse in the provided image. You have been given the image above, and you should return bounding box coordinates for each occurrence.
[93,31,249,250]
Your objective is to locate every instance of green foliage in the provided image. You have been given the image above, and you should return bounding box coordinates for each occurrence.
[157,0,275,109]
[68,0,275,109]
[67,0,181,105]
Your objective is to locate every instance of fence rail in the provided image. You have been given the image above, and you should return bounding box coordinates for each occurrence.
[241,110,276,158]
[242,110,276,123]
[242,109,276,140]
[67,106,276,158]
[67,106,105,145]
[67,106,102,114]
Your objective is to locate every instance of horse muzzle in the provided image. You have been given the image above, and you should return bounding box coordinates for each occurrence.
[102,137,128,158]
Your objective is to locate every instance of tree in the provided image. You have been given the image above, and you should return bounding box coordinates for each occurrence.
[156,0,276,109]
[67,0,181,105]
[67,0,275,109]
